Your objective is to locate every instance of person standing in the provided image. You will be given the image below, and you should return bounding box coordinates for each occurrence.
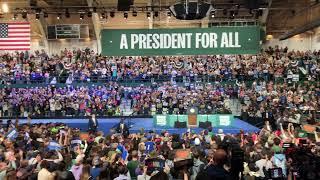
[204,149,231,180]
[115,118,129,138]
[88,114,99,133]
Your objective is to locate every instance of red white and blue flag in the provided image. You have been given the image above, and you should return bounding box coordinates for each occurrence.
[0,22,30,50]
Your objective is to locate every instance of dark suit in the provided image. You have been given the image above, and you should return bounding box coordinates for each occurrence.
[88,117,99,133]
[115,123,129,138]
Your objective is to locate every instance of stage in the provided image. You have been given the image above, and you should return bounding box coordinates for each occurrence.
[17,117,260,134]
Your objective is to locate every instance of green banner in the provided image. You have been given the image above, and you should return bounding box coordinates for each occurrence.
[101,27,260,56]
[153,114,234,128]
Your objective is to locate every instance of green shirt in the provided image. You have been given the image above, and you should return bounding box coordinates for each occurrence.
[127,160,139,179]
[271,145,282,153]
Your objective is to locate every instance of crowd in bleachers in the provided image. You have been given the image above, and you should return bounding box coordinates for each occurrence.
[0,79,318,128]
[0,119,319,180]
[0,47,319,180]
[0,47,319,85]
[0,48,319,128]
[0,82,233,118]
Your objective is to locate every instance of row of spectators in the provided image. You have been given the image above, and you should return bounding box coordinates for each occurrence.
[0,80,318,126]
[0,119,319,180]
[0,47,320,84]
[0,82,232,117]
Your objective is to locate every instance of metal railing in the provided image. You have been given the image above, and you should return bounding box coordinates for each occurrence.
[0,74,296,88]
[0,71,318,89]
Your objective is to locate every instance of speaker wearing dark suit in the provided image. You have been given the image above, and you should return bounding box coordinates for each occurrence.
[88,114,99,133]
[115,119,129,138]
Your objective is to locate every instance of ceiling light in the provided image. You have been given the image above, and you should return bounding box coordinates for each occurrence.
[132,10,137,17]
[167,12,171,18]
[44,12,48,18]
[87,11,92,17]
[223,9,227,15]
[80,13,84,20]
[12,13,17,20]
[110,11,115,18]
[154,11,159,17]
[124,12,128,19]
[100,12,106,19]
[210,10,215,18]
[22,11,27,19]
[65,8,70,18]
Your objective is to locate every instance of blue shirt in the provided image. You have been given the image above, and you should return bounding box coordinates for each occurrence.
[145,141,154,153]
[90,167,101,180]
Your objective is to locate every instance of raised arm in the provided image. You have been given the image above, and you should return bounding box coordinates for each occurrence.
[53,150,63,163]
[287,123,295,138]
[82,140,88,154]
[314,131,319,142]
[279,123,288,139]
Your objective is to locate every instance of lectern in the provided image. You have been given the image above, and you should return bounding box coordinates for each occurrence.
[187,107,198,127]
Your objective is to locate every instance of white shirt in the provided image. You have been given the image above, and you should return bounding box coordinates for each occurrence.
[255,159,273,177]
[137,174,151,180]
[114,174,130,180]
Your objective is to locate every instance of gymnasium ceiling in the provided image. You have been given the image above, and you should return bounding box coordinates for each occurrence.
[1,0,320,38]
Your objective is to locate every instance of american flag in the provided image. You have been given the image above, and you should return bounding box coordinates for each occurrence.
[0,22,30,50]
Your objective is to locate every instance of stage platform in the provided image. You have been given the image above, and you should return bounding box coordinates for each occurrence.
[18,117,260,135]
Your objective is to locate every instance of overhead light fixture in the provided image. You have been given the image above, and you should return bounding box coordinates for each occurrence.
[235,9,239,16]
[249,9,253,14]
[2,3,9,13]
[223,9,227,15]
[132,10,137,17]
[169,1,213,20]
[44,12,48,18]
[124,12,128,19]
[167,11,171,18]
[35,9,41,20]
[22,11,27,19]
[80,13,84,20]
[12,13,17,20]
[35,13,40,20]
[230,11,235,19]
[210,10,215,18]
[87,11,92,17]
[100,12,106,19]
[57,13,61,20]
[154,11,159,17]
[110,11,115,18]
[147,12,151,19]
[65,8,70,18]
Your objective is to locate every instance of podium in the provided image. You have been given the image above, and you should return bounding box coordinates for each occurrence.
[188,114,197,127]
[187,107,198,127]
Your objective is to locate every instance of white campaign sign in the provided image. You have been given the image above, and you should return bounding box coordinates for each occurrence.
[156,115,167,126]
[219,115,231,126]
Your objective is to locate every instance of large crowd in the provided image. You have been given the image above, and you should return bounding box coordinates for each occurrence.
[0,47,319,85]
[0,119,319,180]
[0,48,319,130]
[0,82,233,118]
[0,79,318,128]
[0,47,319,179]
